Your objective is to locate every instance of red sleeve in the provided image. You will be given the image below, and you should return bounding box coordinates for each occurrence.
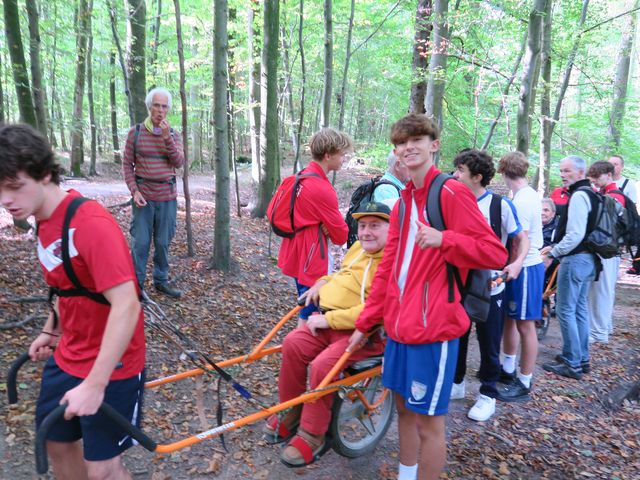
[439,181,508,270]
[165,130,185,168]
[355,202,400,332]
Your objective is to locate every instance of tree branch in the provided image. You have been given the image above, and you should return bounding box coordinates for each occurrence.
[582,6,640,34]
[349,0,402,58]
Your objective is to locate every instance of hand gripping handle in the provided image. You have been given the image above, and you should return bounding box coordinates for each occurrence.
[35,403,157,474]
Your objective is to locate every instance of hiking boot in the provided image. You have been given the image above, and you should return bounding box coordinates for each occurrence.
[498,367,516,385]
[468,394,496,422]
[554,354,590,374]
[450,380,466,400]
[543,361,583,380]
[496,379,531,402]
[154,282,182,298]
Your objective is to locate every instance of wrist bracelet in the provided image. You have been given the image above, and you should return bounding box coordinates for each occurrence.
[42,331,60,337]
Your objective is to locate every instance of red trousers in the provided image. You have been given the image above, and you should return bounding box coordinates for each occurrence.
[278,325,384,436]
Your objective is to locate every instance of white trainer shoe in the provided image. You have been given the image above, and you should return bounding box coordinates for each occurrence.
[450,380,465,400]
[468,394,496,422]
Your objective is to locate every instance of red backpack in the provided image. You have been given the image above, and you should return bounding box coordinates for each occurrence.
[267,170,319,238]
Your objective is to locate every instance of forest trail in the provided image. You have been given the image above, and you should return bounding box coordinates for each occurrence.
[1,165,639,479]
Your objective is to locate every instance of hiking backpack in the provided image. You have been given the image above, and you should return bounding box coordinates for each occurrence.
[610,189,640,250]
[345,176,402,247]
[267,170,320,238]
[398,173,502,323]
[579,187,627,259]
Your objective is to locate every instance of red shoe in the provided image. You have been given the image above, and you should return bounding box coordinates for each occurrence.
[627,267,639,275]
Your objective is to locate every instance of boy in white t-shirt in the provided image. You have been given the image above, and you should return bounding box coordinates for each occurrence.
[451,149,528,421]
[497,152,544,401]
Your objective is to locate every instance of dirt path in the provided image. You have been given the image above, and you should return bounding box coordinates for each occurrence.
[1,164,639,479]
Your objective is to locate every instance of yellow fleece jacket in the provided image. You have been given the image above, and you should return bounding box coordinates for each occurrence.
[318,241,384,330]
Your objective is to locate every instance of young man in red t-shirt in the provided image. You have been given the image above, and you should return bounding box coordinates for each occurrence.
[0,124,145,479]
[348,115,508,480]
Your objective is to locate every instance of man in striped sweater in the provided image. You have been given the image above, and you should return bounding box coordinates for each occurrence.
[123,88,185,298]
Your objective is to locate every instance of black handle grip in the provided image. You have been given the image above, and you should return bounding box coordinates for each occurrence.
[35,403,157,474]
[7,352,31,405]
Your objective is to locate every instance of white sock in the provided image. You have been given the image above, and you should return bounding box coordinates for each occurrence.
[518,372,532,388]
[503,355,517,373]
[398,463,418,480]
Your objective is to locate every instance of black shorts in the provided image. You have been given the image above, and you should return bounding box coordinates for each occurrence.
[35,357,145,461]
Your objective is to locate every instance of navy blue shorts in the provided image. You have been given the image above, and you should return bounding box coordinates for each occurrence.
[382,338,459,416]
[505,262,544,320]
[35,357,145,461]
[295,279,320,320]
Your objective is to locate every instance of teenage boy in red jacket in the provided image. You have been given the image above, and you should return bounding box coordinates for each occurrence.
[348,114,507,480]
[278,128,352,321]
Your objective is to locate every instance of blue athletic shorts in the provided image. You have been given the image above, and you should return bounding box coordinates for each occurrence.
[505,262,544,320]
[295,279,320,320]
[382,337,459,416]
[35,357,145,461]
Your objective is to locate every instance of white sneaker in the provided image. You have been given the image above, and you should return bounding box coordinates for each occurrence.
[450,380,465,400]
[468,394,496,422]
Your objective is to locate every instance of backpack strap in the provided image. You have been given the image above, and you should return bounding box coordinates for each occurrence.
[424,173,458,303]
[489,193,502,239]
[54,197,110,305]
[133,123,141,161]
[621,179,629,192]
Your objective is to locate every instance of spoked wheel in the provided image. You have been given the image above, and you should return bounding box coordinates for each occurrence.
[537,297,551,340]
[328,374,394,458]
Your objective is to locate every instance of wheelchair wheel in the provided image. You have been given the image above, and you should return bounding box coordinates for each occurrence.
[328,374,394,458]
[537,297,551,340]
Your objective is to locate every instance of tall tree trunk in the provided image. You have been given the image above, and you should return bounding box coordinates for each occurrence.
[149,0,162,85]
[424,0,449,165]
[0,53,5,124]
[3,0,37,126]
[173,0,194,257]
[212,0,231,269]
[87,0,97,175]
[280,21,298,167]
[190,36,202,166]
[108,0,135,125]
[25,0,48,138]
[125,0,147,123]
[337,0,355,130]
[55,90,68,150]
[481,28,527,150]
[251,0,279,218]
[409,0,433,114]
[320,0,333,128]
[247,0,261,184]
[534,0,552,195]
[550,0,590,143]
[516,0,546,156]
[294,0,306,172]
[110,51,122,163]
[608,1,638,149]
[70,0,90,177]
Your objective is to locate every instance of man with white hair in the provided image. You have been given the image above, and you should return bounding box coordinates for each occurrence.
[123,88,185,298]
[372,151,409,202]
[541,156,595,380]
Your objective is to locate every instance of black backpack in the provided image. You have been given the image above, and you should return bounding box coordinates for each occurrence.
[579,187,626,259]
[345,176,401,247]
[610,189,640,250]
[398,174,502,323]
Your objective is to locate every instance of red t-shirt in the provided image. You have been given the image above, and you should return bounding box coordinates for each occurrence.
[37,191,145,380]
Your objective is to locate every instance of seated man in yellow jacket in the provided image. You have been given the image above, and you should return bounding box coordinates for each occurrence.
[265,200,392,468]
